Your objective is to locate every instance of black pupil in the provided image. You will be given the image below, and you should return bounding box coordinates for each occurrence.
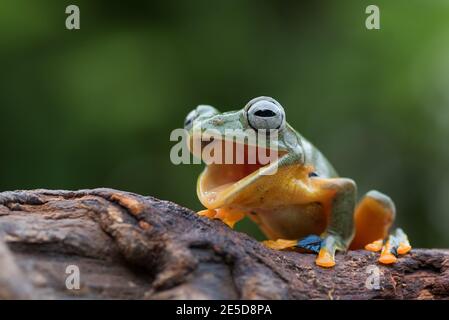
[254,109,276,117]
[308,172,319,178]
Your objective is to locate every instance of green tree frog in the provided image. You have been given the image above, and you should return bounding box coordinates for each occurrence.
[183,96,411,268]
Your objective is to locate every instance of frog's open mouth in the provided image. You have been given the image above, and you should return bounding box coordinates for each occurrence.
[189,135,285,208]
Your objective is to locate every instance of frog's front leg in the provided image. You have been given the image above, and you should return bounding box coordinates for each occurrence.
[198,207,245,228]
[264,178,356,268]
[312,178,357,267]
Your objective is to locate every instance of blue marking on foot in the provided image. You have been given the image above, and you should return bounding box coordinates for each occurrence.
[391,246,398,257]
[297,235,322,253]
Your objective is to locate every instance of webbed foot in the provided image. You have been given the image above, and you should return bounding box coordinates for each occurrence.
[313,234,342,268]
[263,235,322,252]
[264,234,343,268]
[197,208,245,228]
[365,228,411,265]
[263,239,298,250]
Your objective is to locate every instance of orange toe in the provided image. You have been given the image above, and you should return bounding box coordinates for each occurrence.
[214,208,245,229]
[197,209,216,218]
[398,242,412,255]
[263,239,297,250]
[316,249,336,268]
[379,253,397,264]
[365,240,383,252]
[221,218,236,228]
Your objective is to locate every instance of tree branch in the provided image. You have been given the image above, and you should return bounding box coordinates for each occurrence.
[0,189,447,299]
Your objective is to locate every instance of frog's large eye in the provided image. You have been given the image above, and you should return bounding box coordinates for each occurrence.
[246,97,285,130]
[184,105,218,130]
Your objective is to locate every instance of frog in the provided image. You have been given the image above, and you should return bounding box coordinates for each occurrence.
[183,96,411,268]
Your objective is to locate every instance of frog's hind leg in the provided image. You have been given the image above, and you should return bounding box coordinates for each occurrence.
[350,190,395,250]
[376,228,411,264]
[349,190,411,264]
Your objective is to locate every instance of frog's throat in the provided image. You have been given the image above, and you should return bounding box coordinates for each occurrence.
[197,153,288,209]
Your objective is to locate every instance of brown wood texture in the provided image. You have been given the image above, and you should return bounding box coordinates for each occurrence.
[0,189,448,299]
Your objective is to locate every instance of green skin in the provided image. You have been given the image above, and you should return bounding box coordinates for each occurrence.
[184,96,401,266]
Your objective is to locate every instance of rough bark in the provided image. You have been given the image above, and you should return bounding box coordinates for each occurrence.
[0,189,447,300]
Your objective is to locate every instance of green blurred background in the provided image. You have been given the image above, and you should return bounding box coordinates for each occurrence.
[1,0,448,247]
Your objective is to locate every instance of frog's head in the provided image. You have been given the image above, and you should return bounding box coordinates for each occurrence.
[184,96,304,209]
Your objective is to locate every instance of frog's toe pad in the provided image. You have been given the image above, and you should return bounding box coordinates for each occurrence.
[297,235,322,253]
[197,209,216,219]
[398,242,412,255]
[379,252,398,264]
[315,248,336,268]
[263,239,297,250]
[368,228,412,265]
[365,239,383,252]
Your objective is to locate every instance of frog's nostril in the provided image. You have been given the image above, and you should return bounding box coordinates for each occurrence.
[254,109,276,117]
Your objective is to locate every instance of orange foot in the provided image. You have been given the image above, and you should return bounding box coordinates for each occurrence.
[365,228,412,265]
[197,208,245,228]
[263,239,297,250]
